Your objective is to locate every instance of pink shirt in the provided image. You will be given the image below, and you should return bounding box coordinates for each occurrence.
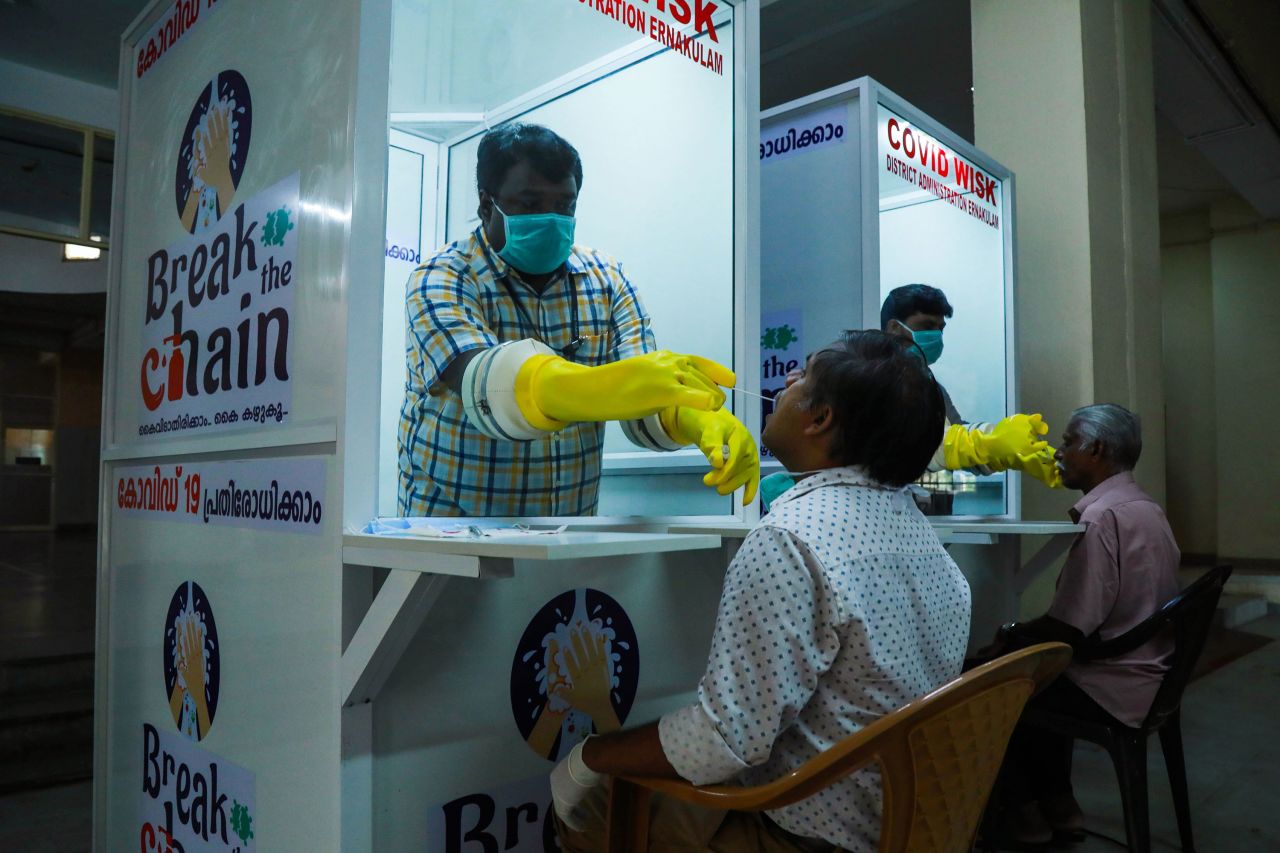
[1048,472,1181,727]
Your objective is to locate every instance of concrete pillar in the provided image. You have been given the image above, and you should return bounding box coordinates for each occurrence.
[971,0,1166,528]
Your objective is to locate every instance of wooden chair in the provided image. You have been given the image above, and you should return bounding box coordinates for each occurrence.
[605,642,1072,852]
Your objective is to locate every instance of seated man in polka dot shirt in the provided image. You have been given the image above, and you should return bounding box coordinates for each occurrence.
[551,330,973,852]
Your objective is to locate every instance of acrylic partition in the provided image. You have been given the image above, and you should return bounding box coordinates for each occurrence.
[378,0,747,519]
[759,79,1018,517]
[876,97,1014,516]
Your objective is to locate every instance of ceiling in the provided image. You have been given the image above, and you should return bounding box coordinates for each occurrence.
[760,0,1280,218]
[0,0,151,89]
[0,0,1276,217]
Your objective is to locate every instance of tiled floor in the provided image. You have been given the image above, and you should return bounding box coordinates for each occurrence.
[1068,614,1280,852]
[0,781,92,853]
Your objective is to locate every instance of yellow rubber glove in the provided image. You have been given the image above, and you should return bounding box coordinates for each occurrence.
[515,350,733,430]
[659,406,760,505]
[1010,444,1063,489]
[942,413,1050,471]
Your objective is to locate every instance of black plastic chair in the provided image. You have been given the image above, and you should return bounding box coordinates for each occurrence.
[1021,564,1233,852]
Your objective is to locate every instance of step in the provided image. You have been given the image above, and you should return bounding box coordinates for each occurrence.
[1214,593,1270,630]
[0,749,93,796]
[0,709,93,762]
[1224,572,1280,606]
[0,687,94,726]
[0,653,94,698]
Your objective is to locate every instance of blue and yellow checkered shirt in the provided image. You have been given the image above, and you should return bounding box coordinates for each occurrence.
[397,227,657,516]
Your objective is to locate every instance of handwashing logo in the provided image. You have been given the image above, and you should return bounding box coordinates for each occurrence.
[163,580,221,741]
[510,588,639,761]
[175,69,252,234]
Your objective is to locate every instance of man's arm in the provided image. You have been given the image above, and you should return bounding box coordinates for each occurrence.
[581,722,681,779]
[990,514,1119,657]
[550,527,836,828]
[586,527,836,785]
[605,261,656,361]
[406,258,499,397]
[998,614,1088,651]
[440,349,483,396]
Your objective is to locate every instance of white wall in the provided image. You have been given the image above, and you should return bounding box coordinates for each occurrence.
[1159,201,1280,565]
[1209,203,1280,562]
[1159,211,1217,557]
[0,232,108,294]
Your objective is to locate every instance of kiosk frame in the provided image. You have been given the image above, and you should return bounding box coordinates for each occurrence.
[760,77,1022,520]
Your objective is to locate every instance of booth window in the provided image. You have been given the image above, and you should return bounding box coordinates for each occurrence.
[877,102,1011,516]
[379,0,740,518]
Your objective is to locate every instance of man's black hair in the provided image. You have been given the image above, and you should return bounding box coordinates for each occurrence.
[804,330,945,486]
[879,283,954,330]
[476,123,583,196]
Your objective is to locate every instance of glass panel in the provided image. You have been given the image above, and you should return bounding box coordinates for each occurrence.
[90,134,115,241]
[759,95,862,463]
[876,103,1009,516]
[0,112,84,239]
[384,0,737,517]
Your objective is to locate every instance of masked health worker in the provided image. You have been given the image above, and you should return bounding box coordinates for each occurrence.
[759,284,1061,511]
[398,123,758,517]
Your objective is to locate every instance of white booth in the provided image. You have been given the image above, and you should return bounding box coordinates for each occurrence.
[94,2,1075,851]
[760,78,1018,518]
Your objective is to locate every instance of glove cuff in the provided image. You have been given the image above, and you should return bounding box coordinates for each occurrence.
[461,340,567,439]
[514,353,573,432]
[622,410,686,452]
[567,737,603,787]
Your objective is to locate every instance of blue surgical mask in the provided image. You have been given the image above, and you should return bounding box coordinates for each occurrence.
[760,468,833,512]
[492,201,575,275]
[759,471,795,512]
[897,322,943,365]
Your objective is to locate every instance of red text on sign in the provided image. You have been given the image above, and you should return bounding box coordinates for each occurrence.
[886,117,998,207]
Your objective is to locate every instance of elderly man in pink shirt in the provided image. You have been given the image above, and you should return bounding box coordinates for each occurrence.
[984,403,1181,844]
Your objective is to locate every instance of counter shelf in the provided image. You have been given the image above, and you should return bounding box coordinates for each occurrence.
[670,519,1084,625]
[341,528,722,708]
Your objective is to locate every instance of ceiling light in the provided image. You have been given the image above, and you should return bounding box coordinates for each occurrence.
[63,243,102,261]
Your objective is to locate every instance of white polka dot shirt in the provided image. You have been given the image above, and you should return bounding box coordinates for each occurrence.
[658,466,972,851]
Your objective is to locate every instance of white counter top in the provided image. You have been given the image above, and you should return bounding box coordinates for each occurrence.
[342,530,723,577]
[668,520,1084,541]
[931,520,1083,535]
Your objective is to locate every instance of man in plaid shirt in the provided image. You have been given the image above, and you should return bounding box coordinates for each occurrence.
[398,124,758,517]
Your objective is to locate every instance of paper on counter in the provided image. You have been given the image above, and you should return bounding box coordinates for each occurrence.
[361,517,568,539]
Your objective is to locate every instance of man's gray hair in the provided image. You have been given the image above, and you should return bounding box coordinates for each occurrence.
[1070,403,1142,470]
